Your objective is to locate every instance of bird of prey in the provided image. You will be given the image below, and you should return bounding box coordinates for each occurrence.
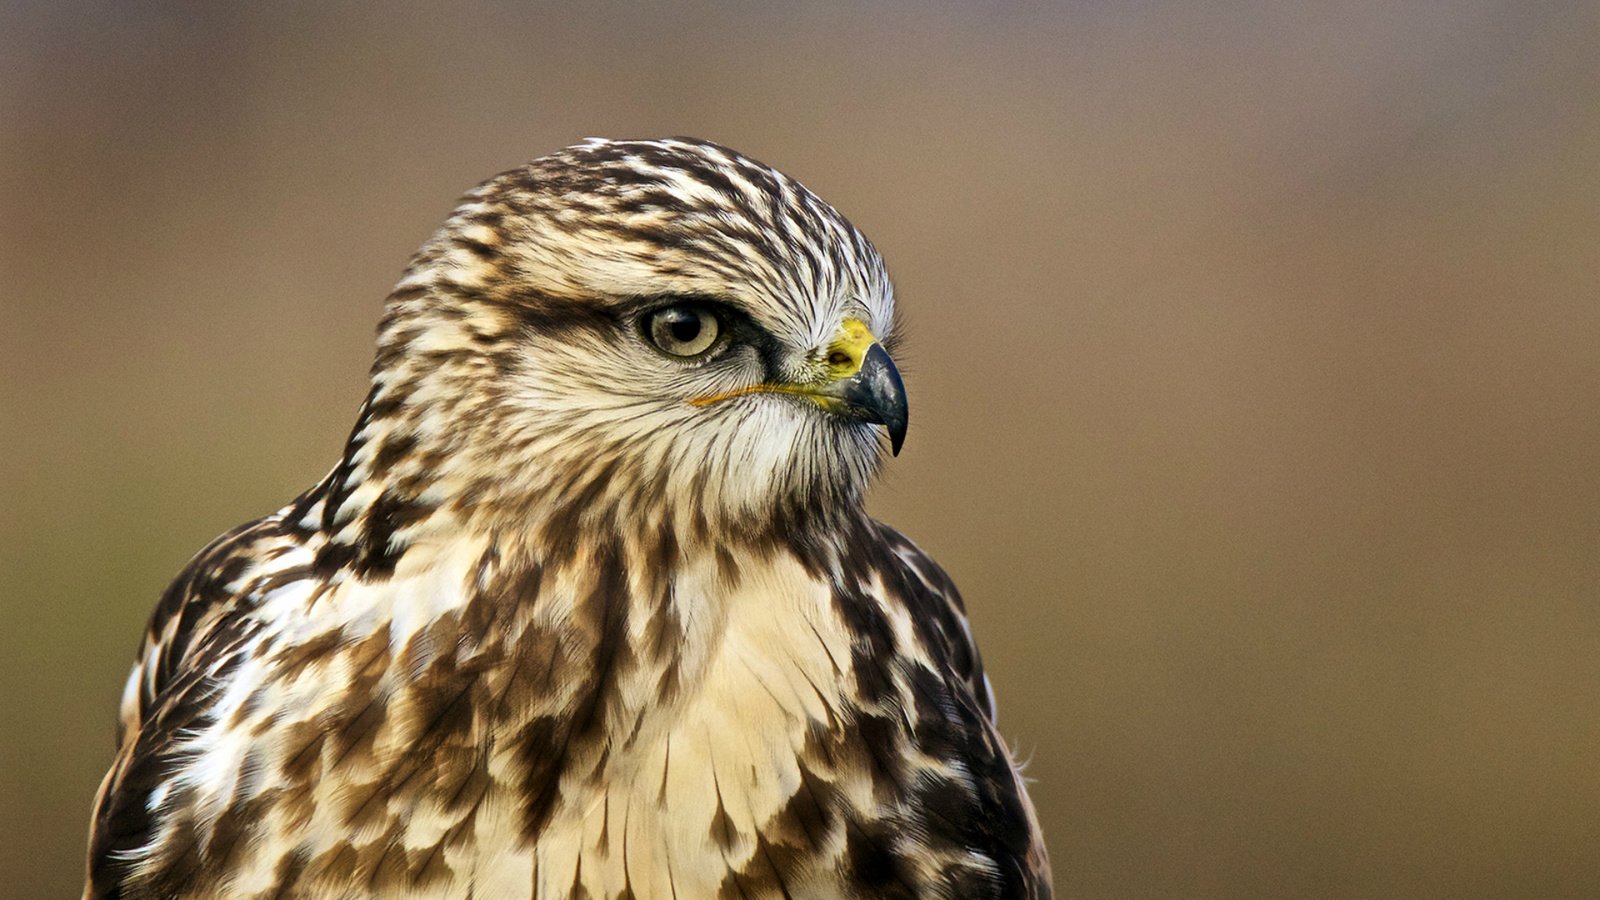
[86,138,1051,899]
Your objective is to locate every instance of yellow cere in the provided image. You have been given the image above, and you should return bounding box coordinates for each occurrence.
[689,318,880,407]
[824,318,876,379]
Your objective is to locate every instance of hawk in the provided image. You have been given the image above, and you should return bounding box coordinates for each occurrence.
[86,138,1052,899]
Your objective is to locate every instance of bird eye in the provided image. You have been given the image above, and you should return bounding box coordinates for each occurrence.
[645,305,722,358]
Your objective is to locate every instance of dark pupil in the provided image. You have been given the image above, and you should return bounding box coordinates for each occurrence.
[667,313,701,344]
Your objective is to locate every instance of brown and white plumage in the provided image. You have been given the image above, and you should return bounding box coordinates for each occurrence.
[86,138,1051,899]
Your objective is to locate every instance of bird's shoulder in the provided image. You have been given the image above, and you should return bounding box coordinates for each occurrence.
[860,519,996,719]
[850,520,1054,898]
[86,506,312,898]
[117,510,311,740]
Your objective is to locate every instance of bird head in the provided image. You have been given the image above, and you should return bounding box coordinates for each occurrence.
[358,138,906,545]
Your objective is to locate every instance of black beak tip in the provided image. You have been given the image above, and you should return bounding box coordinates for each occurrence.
[852,343,908,457]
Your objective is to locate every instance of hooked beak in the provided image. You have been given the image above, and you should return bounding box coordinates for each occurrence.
[689,318,910,455]
[817,340,909,455]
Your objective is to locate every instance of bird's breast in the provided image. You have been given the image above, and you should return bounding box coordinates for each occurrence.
[512,548,859,898]
[154,535,876,898]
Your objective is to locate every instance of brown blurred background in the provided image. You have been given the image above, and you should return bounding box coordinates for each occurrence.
[5,2,1600,897]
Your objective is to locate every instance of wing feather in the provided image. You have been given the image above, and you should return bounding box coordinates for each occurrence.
[85,512,300,898]
[870,520,1054,899]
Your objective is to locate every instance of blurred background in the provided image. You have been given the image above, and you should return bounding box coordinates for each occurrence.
[4,2,1599,896]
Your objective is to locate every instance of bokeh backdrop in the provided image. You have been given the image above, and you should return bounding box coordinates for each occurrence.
[5,2,1600,897]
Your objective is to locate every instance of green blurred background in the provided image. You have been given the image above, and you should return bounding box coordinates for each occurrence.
[5,2,1600,897]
